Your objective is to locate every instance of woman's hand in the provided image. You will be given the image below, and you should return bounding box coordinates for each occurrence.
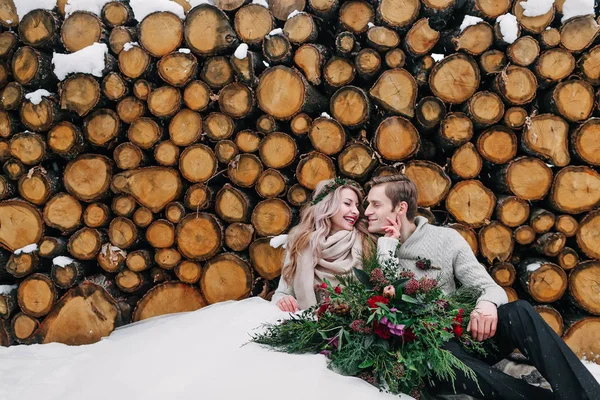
[276,295,299,312]
[383,215,402,240]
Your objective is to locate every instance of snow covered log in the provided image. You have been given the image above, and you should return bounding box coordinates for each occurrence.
[0,0,598,356]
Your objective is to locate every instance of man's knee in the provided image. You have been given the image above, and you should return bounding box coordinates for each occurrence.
[499,300,534,317]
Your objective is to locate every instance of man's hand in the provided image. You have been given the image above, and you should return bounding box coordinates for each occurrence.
[383,215,402,240]
[468,300,498,342]
[276,295,299,312]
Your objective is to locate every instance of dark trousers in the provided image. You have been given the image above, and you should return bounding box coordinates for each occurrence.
[428,300,600,399]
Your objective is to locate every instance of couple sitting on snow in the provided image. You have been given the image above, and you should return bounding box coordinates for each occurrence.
[271,174,599,399]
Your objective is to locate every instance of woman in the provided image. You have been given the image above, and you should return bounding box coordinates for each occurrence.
[272,177,373,312]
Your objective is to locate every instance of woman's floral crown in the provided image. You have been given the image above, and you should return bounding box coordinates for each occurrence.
[311,177,363,205]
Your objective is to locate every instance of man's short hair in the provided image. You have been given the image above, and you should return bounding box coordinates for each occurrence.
[365,174,418,221]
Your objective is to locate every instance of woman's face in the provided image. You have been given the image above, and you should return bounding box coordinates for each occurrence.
[330,188,360,233]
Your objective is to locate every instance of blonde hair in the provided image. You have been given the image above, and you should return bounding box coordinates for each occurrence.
[282,178,371,285]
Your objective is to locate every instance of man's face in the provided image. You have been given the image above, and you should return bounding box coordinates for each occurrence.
[365,184,398,234]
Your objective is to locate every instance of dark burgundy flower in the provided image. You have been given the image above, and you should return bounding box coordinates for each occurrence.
[373,321,392,339]
[367,295,389,309]
[402,327,417,343]
[334,286,342,294]
[403,279,420,295]
[415,258,432,270]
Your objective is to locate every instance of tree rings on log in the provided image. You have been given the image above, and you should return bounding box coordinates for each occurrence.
[251,198,292,236]
[478,221,513,264]
[296,151,335,190]
[522,114,570,167]
[569,261,600,315]
[111,167,183,212]
[445,180,495,228]
[497,157,553,201]
[225,223,254,251]
[139,12,183,57]
[369,69,417,118]
[405,160,451,208]
[577,210,600,260]
[550,166,600,214]
[184,5,237,56]
[374,116,419,161]
[563,317,600,362]
[429,53,480,104]
[534,305,563,336]
[201,253,252,304]
[250,237,285,280]
[228,153,263,188]
[176,213,223,261]
[519,259,567,303]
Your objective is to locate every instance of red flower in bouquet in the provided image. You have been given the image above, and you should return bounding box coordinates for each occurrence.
[316,302,330,319]
[373,321,392,339]
[453,325,463,338]
[334,286,342,294]
[367,295,389,309]
[402,327,417,343]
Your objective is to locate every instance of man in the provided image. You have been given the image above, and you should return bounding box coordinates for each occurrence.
[364,174,600,400]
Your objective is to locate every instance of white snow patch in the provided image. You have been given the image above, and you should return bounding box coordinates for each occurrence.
[561,0,595,23]
[123,42,139,52]
[287,9,301,19]
[320,112,332,119]
[584,359,600,383]
[526,262,542,272]
[65,0,112,16]
[252,0,269,8]
[25,89,52,105]
[431,53,445,61]
[187,0,215,6]
[14,243,38,255]
[270,234,288,249]
[52,43,108,81]
[268,28,284,36]
[367,22,375,28]
[459,16,484,32]
[178,48,191,54]
[53,256,75,267]
[519,0,555,17]
[234,43,249,59]
[130,0,185,21]
[497,13,519,44]
[263,61,270,67]
[0,285,17,295]
[14,0,56,21]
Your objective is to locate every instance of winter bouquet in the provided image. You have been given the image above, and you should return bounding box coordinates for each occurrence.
[252,249,489,398]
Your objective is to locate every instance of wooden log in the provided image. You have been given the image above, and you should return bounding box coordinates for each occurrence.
[51,257,90,290]
[3,158,26,181]
[225,223,254,251]
[6,249,45,278]
[112,167,183,213]
[1,82,23,110]
[0,200,44,252]
[507,36,539,67]
[118,44,152,79]
[338,142,377,181]
[287,183,310,206]
[563,316,600,361]
[415,96,445,132]
[521,114,570,167]
[494,156,553,201]
[145,219,175,249]
[43,193,83,232]
[251,198,292,236]
[169,108,202,147]
[558,247,579,271]
[215,184,253,223]
[102,1,134,27]
[234,4,274,46]
[235,130,261,153]
[108,217,139,249]
[478,221,513,263]
[230,48,267,89]
[572,118,600,166]
[127,118,162,150]
[568,261,600,315]
[117,96,145,124]
[201,253,252,304]
[548,79,594,123]
[466,0,510,19]
[577,210,600,260]
[64,154,112,202]
[367,25,400,52]
[218,82,254,119]
[256,115,278,135]
[115,269,151,295]
[437,112,473,150]
[339,0,373,34]
[322,56,355,89]
[109,26,137,54]
[12,46,53,88]
[154,140,180,167]
[157,51,197,88]
[174,260,202,284]
[496,195,530,228]
[20,95,62,132]
[154,248,183,270]
[513,0,554,34]
[519,259,567,303]
[0,285,16,319]
[201,56,235,90]
[228,153,263,188]
[176,213,223,261]
[555,215,579,237]
[10,312,38,344]
[354,49,381,81]
[61,11,107,52]
[18,167,60,206]
[132,207,154,228]
[296,151,335,190]
[429,53,480,104]
[257,66,326,120]
[256,169,287,199]
[560,15,600,53]
[530,208,555,234]
[139,12,183,57]
[113,142,145,170]
[97,243,126,273]
[494,65,537,105]
[490,262,516,287]
[262,32,293,65]
[59,74,101,117]
[250,237,285,280]
[68,227,106,260]
[132,282,206,322]
[477,125,519,165]
[33,281,124,345]
[284,12,318,45]
[0,174,14,201]
[214,140,238,164]
[112,195,136,217]
[39,237,67,259]
[479,49,507,74]
[133,79,153,101]
[448,223,478,256]
[514,225,536,245]
[17,273,56,318]
[183,80,212,112]
[445,180,495,228]
[448,21,493,56]
[540,27,560,49]
[534,305,563,336]
[534,232,566,257]
[374,116,419,161]
[405,160,451,208]
[83,109,121,147]
[550,166,600,214]
[184,184,214,211]
[465,91,504,128]
[369,69,417,119]
[335,31,358,55]
[404,18,439,57]
[147,86,181,118]
[535,48,575,86]
[384,48,406,69]
[204,112,235,141]
[9,132,46,166]
[376,0,419,31]
[48,121,87,160]
[179,144,218,183]
[0,30,18,59]
[18,9,61,48]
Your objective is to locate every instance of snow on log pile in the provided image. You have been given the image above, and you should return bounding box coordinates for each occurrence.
[0,0,599,359]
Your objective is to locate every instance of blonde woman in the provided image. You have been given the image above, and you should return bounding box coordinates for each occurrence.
[272,177,373,312]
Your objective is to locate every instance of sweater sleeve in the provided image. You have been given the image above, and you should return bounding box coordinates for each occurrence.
[271,251,295,304]
[450,231,508,307]
[377,236,400,263]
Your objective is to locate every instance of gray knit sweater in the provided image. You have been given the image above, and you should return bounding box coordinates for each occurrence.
[377,216,508,307]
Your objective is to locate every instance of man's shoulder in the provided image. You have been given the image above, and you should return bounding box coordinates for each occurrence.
[421,223,459,239]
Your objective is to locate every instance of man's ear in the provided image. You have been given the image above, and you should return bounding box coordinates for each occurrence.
[396,201,408,216]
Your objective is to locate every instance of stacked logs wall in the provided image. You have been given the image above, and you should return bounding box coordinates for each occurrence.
[0,0,599,357]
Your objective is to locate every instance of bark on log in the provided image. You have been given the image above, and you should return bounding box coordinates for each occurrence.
[519,259,567,303]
